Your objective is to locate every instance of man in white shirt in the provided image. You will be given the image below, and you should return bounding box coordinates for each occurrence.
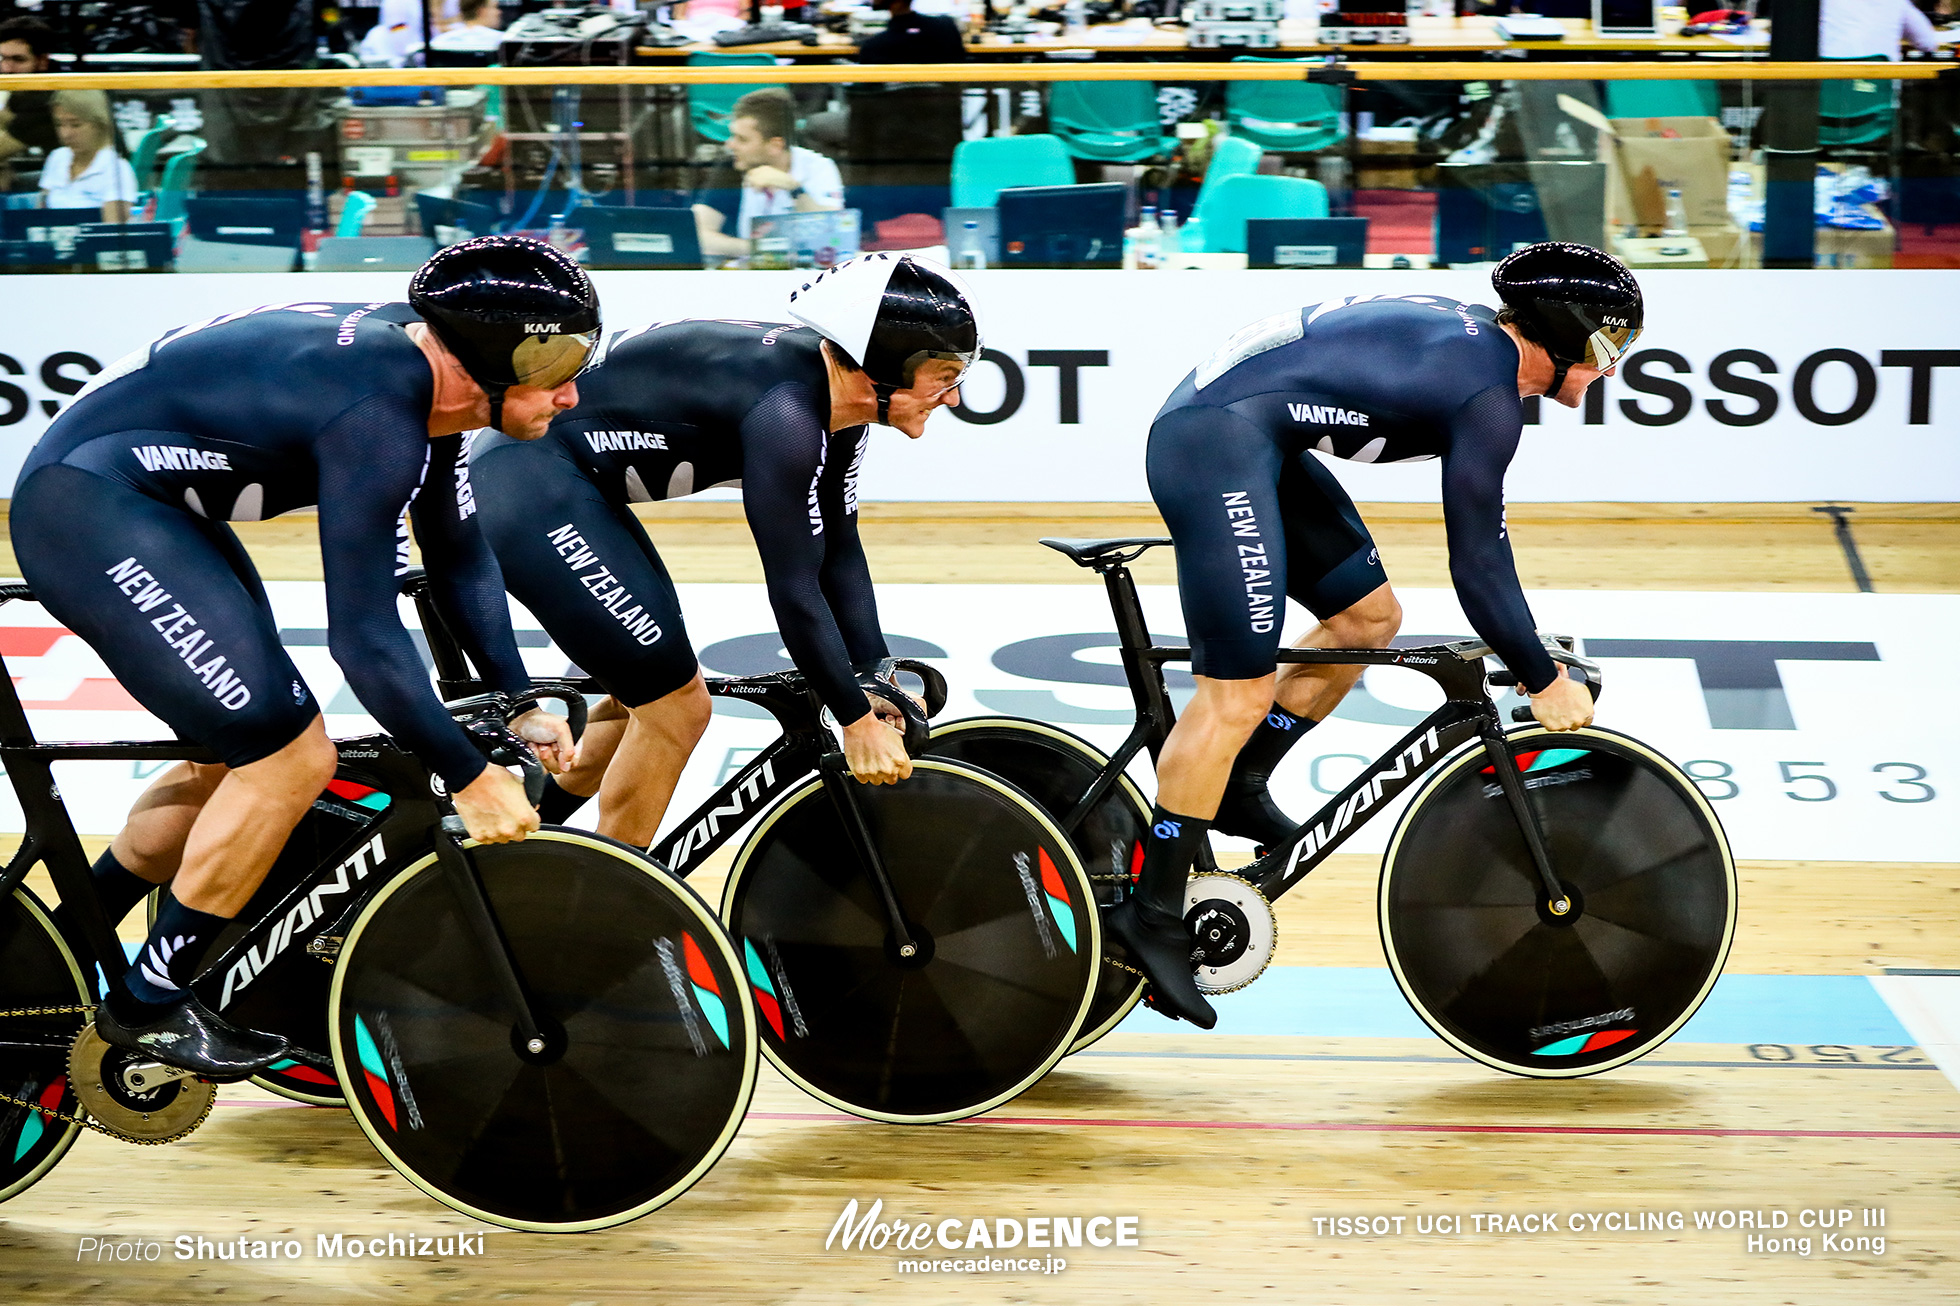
[692,88,844,260]
[1819,0,1940,58]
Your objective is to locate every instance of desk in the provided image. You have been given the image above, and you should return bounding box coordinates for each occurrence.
[637,16,1767,63]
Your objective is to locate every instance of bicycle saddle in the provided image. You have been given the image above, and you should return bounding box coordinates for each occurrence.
[1039,537,1173,568]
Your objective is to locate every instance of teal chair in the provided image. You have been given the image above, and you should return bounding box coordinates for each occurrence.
[1047,81,1175,163]
[1819,60,1896,148]
[1603,80,1719,120]
[687,52,783,144]
[1182,135,1263,254]
[1225,58,1345,153]
[127,124,174,197]
[1189,173,1329,254]
[152,139,205,229]
[336,190,377,237]
[950,134,1075,209]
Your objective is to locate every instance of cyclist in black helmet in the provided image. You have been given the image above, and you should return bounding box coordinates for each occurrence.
[1118,241,1643,1029]
[471,252,979,848]
[8,235,592,1078]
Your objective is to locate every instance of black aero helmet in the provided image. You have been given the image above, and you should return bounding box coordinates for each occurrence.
[786,253,981,425]
[1492,241,1643,398]
[409,235,600,426]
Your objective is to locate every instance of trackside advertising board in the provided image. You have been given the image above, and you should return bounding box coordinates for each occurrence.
[0,269,1953,502]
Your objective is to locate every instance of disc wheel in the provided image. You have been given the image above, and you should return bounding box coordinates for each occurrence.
[920,717,1149,1051]
[330,831,757,1232]
[0,888,91,1203]
[1381,725,1737,1078]
[722,758,1100,1123]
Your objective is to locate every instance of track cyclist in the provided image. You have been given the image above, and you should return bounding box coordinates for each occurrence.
[1114,241,1644,1028]
[8,236,592,1079]
[470,252,980,844]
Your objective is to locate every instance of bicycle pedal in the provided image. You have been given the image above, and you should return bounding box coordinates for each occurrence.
[67,1024,215,1144]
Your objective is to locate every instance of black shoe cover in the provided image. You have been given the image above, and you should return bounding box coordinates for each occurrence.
[1106,899,1217,1029]
[1211,778,1296,852]
[95,992,289,1083]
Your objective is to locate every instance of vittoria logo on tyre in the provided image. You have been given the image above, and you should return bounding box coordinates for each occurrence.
[1015,849,1078,957]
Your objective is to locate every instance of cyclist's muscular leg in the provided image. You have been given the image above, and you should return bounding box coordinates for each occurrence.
[1216,584,1403,848]
[596,675,712,848]
[169,716,337,915]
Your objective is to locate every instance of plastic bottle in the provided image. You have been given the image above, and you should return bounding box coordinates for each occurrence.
[1135,206,1161,269]
[1064,0,1087,33]
[1661,186,1688,237]
[1158,208,1182,266]
[956,219,988,271]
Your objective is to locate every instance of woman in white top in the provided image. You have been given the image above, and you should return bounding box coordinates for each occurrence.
[38,89,136,223]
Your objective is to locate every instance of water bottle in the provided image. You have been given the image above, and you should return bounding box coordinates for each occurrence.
[1135,206,1161,269]
[955,219,987,271]
[1064,0,1087,31]
[1662,185,1689,237]
[1158,208,1182,266]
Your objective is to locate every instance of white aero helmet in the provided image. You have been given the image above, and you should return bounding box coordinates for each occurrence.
[787,252,982,424]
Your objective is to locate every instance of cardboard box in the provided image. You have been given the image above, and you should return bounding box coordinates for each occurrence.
[1603,115,1732,234]
[1744,212,1894,269]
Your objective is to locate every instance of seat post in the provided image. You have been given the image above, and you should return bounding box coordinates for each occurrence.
[1100,560,1178,748]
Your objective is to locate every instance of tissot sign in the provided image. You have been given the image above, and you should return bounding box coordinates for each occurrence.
[0,269,1951,501]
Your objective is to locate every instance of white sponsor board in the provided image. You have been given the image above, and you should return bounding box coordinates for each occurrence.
[0,270,1954,502]
[1,581,1953,862]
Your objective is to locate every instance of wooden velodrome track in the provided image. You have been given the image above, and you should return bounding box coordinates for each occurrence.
[1,501,1955,1305]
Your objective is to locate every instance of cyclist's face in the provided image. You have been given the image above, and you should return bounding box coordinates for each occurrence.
[1551,361,1615,408]
[499,378,581,439]
[883,359,966,438]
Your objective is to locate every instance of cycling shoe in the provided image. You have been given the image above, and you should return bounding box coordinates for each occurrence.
[95,992,289,1083]
[1105,898,1217,1029]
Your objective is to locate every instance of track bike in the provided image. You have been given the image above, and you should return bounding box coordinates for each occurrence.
[403,578,1106,1126]
[0,581,758,1232]
[930,538,1738,1077]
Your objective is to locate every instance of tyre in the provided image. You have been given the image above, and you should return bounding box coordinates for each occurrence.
[0,888,91,1203]
[329,831,757,1232]
[723,758,1100,1123]
[1381,725,1737,1078]
[921,717,1149,1052]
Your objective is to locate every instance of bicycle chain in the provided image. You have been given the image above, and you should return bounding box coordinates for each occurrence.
[0,1005,181,1144]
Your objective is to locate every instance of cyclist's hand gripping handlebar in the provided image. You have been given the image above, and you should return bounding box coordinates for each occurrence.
[1487,637,1603,724]
[858,677,933,757]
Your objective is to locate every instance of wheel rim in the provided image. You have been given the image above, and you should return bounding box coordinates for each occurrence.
[0,890,90,1202]
[725,759,1100,1122]
[330,832,756,1231]
[1382,727,1736,1077]
[922,718,1149,1051]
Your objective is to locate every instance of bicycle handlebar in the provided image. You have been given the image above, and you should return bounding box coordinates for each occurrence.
[858,676,933,756]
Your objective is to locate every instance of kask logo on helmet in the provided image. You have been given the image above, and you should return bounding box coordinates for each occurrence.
[523,323,563,335]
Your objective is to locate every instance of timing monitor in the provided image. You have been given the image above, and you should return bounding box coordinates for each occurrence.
[996,183,1126,269]
[1,207,104,260]
[1593,0,1658,36]
[73,222,175,272]
[574,206,704,270]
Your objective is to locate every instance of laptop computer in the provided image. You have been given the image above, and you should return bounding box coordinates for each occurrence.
[184,197,306,248]
[315,235,437,271]
[941,206,1000,266]
[996,184,1126,269]
[73,222,175,271]
[575,207,703,270]
[2,207,103,259]
[747,209,861,271]
[1247,217,1370,269]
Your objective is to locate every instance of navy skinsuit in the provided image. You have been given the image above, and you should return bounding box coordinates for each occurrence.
[11,302,531,788]
[470,318,887,724]
[1147,294,1559,692]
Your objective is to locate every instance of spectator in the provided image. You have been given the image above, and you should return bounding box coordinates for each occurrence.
[430,0,505,54]
[692,88,844,260]
[0,16,59,188]
[856,0,969,63]
[1820,0,1939,57]
[40,89,136,223]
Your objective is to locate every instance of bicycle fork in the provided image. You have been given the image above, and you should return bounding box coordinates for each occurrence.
[818,761,926,964]
[1476,719,1575,920]
[433,818,560,1060]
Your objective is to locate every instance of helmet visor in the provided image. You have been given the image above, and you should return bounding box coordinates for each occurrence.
[903,346,983,397]
[511,328,601,390]
[1582,320,1640,371]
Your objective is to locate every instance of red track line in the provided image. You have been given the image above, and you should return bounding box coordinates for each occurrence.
[745,1111,1960,1141]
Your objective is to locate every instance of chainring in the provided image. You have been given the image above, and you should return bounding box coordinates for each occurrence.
[1184,871,1276,995]
[67,1024,215,1144]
